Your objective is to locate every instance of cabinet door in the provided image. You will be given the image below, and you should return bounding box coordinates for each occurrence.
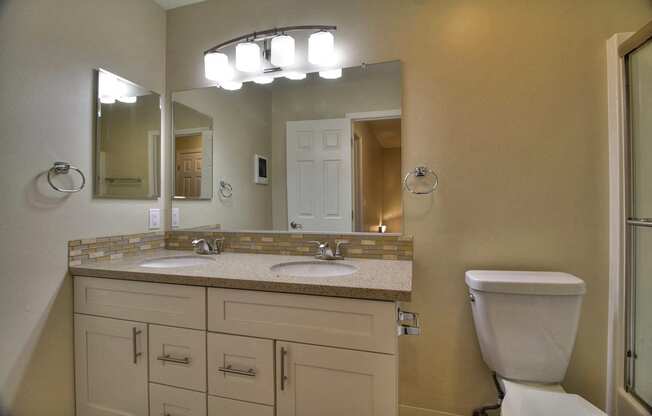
[276,342,397,416]
[75,314,148,416]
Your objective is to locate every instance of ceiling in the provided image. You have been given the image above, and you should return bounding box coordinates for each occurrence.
[366,118,402,149]
[153,0,205,10]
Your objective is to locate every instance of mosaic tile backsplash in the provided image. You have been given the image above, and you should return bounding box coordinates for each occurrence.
[68,232,166,266]
[69,230,412,266]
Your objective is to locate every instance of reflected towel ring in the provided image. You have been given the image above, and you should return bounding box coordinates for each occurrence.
[47,161,86,193]
[403,166,438,195]
[219,180,233,198]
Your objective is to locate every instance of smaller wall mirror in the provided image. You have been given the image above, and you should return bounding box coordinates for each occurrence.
[94,69,161,199]
[172,102,214,200]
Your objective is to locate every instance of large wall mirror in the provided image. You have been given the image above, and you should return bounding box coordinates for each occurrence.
[171,60,402,233]
[94,69,161,199]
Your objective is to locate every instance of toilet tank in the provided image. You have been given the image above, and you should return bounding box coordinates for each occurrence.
[465,271,586,384]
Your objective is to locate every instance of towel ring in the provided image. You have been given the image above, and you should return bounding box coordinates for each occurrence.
[47,162,86,193]
[218,180,233,198]
[403,166,438,195]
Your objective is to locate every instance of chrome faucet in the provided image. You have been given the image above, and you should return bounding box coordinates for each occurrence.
[308,240,348,260]
[191,237,225,255]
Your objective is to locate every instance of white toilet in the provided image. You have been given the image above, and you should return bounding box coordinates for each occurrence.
[465,270,606,416]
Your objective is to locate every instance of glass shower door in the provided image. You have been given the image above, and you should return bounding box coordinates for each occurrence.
[626,36,652,411]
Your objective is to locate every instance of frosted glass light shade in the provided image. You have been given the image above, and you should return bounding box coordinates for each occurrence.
[253,76,274,85]
[271,35,295,67]
[117,96,137,103]
[99,95,115,104]
[308,31,335,65]
[285,71,306,80]
[219,80,243,91]
[236,42,261,73]
[319,68,342,79]
[204,52,233,81]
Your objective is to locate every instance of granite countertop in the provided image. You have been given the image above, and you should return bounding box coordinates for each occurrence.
[69,250,412,301]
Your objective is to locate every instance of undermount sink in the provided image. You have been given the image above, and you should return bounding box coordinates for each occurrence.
[270,261,358,278]
[140,255,216,268]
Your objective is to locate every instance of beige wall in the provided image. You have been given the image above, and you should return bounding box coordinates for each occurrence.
[172,84,273,229]
[270,63,401,230]
[166,1,652,414]
[0,0,166,414]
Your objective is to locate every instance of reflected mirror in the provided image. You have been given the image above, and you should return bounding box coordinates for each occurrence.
[94,69,161,199]
[171,61,402,233]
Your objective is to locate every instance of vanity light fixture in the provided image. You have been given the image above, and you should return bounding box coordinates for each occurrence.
[270,34,295,67]
[253,76,274,85]
[204,52,234,82]
[219,80,243,91]
[319,68,342,79]
[308,31,335,65]
[203,25,337,90]
[285,71,307,80]
[117,96,137,103]
[235,42,261,73]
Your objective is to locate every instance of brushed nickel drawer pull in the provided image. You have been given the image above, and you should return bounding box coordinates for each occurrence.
[132,327,142,364]
[157,354,191,365]
[280,347,288,391]
[218,364,257,377]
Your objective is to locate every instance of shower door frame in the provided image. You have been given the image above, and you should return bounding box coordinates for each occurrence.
[607,22,652,416]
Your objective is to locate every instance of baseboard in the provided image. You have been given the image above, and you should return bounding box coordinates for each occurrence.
[399,404,463,416]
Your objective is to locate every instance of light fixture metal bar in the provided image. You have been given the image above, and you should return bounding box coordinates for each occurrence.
[204,25,336,55]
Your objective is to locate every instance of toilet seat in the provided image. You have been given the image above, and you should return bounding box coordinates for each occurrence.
[500,380,606,416]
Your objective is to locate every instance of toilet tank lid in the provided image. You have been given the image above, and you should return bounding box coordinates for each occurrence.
[465,270,586,295]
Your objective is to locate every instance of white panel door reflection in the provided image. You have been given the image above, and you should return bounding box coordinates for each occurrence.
[286,119,352,232]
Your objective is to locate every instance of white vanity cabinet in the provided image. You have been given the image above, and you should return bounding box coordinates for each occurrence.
[73,276,402,416]
[74,314,148,416]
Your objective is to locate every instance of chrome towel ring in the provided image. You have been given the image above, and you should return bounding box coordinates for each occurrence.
[47,161,86,193]
[403,166,438,195]
[218,180,233,198]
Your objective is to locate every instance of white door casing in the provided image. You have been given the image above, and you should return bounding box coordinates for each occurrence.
[286,118,352,232]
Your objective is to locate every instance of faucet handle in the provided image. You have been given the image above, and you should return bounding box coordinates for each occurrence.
[306,240,326,255]
[335,240,349,257]
[213,237,225,254]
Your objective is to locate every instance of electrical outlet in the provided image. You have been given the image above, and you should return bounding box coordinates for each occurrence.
[171,208,180,228]
[148,208,161,230]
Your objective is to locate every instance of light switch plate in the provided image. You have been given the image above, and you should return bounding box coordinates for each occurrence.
[148,208,161,230]
[171,208,180,228]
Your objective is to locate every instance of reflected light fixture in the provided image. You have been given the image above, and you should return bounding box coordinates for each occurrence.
[117,96,137,103]
[253,76,274,85]
[235,42,261,73]
[308,31,335,65]
[319,68,342,79]
[219,80,243,91]
[271,35,295,67]
[285,71,307,80]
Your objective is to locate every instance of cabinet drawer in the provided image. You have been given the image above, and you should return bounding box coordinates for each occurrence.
[207,333,274,405]
[208,288,397,354]
[74,276,205,329]
[149,325,206,391]
[150,383,206,416]
[207,395,273,416]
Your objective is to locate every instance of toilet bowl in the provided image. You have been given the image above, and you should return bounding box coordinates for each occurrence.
[465,270,605,416]
[500,380,606,416]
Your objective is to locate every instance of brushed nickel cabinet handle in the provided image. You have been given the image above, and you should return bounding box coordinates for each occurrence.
[218,364,256,377]
[157,354,191,365]
[280,347,288,391]
[132,327,142,364]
